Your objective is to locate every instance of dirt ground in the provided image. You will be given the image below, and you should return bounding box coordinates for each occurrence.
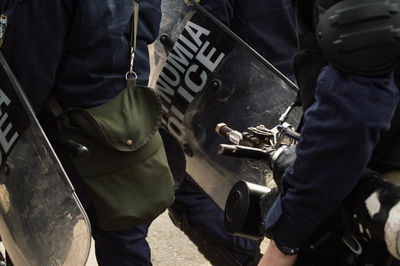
[147,211,212,266]
[85,211,211,266]
[86,210,269,266]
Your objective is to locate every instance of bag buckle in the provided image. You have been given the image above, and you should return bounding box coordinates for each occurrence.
[342,234,362,255]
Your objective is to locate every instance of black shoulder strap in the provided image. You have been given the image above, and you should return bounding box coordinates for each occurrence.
[292,0,327,113]
[370,102,400,169]
[294,0,319,52]
[370,67,400,169]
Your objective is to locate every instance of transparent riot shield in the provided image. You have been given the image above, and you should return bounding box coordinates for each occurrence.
[0,52,91,266]
[149,0,301,209]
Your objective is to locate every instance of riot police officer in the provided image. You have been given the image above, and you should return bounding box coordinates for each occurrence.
[258,0,400,265]
[0,0,172,265]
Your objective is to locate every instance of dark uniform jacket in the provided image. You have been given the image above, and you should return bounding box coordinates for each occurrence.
[0,0,161,112]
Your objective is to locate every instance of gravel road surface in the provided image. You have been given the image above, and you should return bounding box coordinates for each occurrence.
[86,211,211,266]
[86,210,268,266]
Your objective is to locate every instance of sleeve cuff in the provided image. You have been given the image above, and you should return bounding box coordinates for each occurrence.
[265,194,311,248]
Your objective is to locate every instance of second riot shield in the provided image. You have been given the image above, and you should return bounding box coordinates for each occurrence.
[149,0,301,210]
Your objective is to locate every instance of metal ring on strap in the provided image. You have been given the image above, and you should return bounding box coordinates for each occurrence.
[125,71,138,80]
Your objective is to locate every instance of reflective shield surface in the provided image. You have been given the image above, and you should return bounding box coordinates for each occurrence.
[0,53,91,266]
[150,0,301,209]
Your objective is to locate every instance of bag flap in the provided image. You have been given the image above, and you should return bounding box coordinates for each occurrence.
[66,83,162,152]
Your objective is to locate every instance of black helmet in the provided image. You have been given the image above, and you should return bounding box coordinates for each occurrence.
[316,0,400,76]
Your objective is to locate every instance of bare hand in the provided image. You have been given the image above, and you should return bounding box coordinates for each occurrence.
[258,240,298,266]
